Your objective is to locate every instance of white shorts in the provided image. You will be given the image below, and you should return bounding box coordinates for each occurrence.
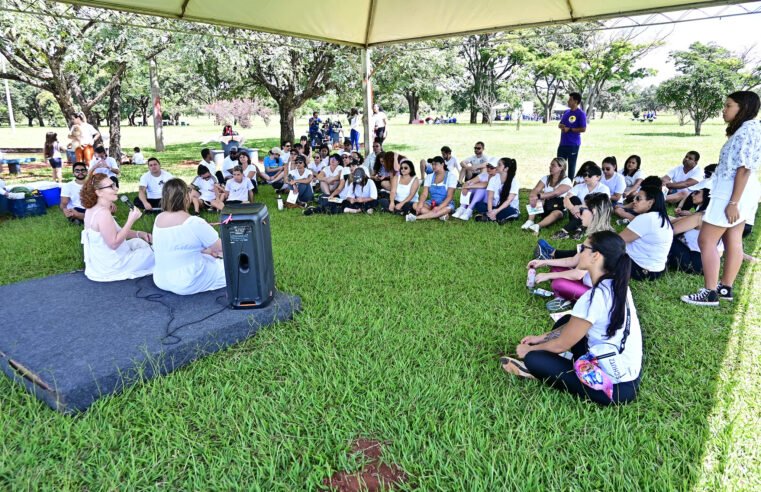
[703,175,760,228]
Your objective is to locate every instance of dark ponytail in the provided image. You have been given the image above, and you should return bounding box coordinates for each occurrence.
[639,185,671,229]
[587,231,631,338]
[498,157,517,205]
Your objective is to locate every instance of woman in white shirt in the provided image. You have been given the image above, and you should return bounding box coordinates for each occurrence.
[553,163,610,239]
[349,107,361,151]
[283,155,314,206]
[343,167,378,214]
[601,156,627,204]
[381,158,419,215]
[190,164,224,213]
[522,157,573,234]
[472,157,520,224]
[682,91,761,306]
[619,185,673,280]
[315,154,343,197]
[620,155,643,202]
[504,231,642,406]
[237,152,258,197]
[152,178,225,295]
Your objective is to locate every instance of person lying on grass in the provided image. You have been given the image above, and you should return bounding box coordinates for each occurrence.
[521,157,573,233]
[668,187,723,275]
[406,156,457,222]
[528,193,614,310]
[502,231,643,406]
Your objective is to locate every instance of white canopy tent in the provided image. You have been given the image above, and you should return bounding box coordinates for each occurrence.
[54,0,753,149]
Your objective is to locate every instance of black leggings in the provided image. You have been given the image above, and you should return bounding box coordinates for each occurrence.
[562,196,583,233]
[667,239,703,274]
[378,198,414,215]
[344,199,378,212]
[630,259,664,281]
[553,248,576,259]
[523,316,640,405]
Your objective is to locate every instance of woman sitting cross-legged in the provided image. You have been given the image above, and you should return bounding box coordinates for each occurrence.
[380,158,419,215]
[619,185,673,280]
[620,154,643,203]
[236,151,259,197]
[152,178,226,295]
[473,157,521,224]
[528,193,614,310]
[452,158,497,221]
[315,154,344,198]
[407,156,458,222]
[80,172,155,282]
[343,167,379,214]
[281,154,314,208]
[552,162,610,239]
[502,231,643,406]
[522,157,573,234]
[190,164,224,213]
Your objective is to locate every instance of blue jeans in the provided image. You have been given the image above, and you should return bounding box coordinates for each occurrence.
[557,144,580,179]
[472,203,519,220]
[350,129,360,151]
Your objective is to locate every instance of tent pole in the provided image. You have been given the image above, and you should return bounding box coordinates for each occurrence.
[361,47,372,156]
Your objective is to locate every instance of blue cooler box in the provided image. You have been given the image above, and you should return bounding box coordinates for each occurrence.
[9,195,47,218]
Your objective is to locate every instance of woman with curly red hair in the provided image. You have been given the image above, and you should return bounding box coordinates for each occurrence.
[80,172,154,281]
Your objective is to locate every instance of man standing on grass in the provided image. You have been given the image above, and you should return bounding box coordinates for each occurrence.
[60,162,88,225]
[557,92,587,179]
[135,157,173,212]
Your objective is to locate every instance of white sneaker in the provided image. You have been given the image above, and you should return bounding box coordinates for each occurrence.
[452,206,465,219]
[521,219,535,230]
[528,224,541,235]
[439,213,449,221]
[405,213,417,222]
[458,208,473,221]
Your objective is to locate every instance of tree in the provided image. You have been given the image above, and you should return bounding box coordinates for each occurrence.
[205,99,272,127]
[656,42,746,135]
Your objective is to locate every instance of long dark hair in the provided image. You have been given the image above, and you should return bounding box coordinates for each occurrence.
[638,185,672,229]
[44,132,58,158]
[498,157,517,205]
[587,231,631,338]
[726,91,760,136]
[601,156,617,171]
[622,155,641,177]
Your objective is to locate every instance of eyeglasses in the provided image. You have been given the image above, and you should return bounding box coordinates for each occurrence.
[576,243,595,254]
[97,183,118,190]
[73,169,87,173]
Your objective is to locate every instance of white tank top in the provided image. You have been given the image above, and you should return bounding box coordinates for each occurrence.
[395,177,418,203]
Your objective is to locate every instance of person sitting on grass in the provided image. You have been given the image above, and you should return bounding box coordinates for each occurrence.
[200,147,216,176]
[673,164,717,218]
[80,172,154,282]
[308,153,326,185]
[601,156,626,205]
[263,147,285,183]
[344,167,378,214]
[407,156,457,222]
[222,166,255,205]
[502,231,643,406]
[613,175,662,224]
[152,178,225,296]
[459,141,490,183]
[552,162,610,239]
[662,151,702,204]
[372,151,402,193]
[522,157,573,234]
[667,185,721,274]
[419,145,460,179]
[190,164,222,214]
[282,155,314,208]
[380,158,419,215]
[132,147,146,165]
[619,185,673,280]
[528,193,614,310]
[236,152,258,197]
[88,145,121,188]
[305,157,357,216]
[620,154,643,202]
[315,154,344,198]
[60,161,88,225]
[219,147,240,184]
[452,158,499,221]
[571,160,594,185]
[135,157,173,212]
[473,157,521,224]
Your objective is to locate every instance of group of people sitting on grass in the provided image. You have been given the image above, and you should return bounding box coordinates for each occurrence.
[61,91,761,407]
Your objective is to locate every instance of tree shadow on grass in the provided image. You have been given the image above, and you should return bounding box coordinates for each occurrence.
[625,132,703,138]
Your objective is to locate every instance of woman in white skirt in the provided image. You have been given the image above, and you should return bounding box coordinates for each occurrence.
[682,91,761,306]
[152,178,226,295]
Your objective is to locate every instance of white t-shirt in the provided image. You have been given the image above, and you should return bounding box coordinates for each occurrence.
[323,165,343,179]
[445,156,460,173]
[540,175,573,197]
[139,170,173,200]
[621,170,642,189]
[681,229,724,254]
[221,157,239,179]
[199,159,216,174]
[569,181,611,201]
[349,180,378,200]
[625,212,673,272]
[89,156,119,178]
[192,175,218,202]
[308,162,326,176]
[373,112,387,129]
[288,168,313,181]
[492,175,520,209]
[424,171,459,189]
[78,123,98,146]
[666,164,702,184]
[132,152,146,165]
[602,173,627,202]
[350,115,361,131]
[571,279,642,383]
[225,178,254,202]
[462,154,490,169]
[61,180,83,209]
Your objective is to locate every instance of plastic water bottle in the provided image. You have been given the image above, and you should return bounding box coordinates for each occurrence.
[527,268,536,289]
[277,196,283,211]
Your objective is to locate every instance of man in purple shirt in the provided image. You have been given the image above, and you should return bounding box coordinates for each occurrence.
[557,92,587,179]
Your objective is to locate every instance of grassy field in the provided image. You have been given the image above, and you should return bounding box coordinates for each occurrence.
[1,116,760,490]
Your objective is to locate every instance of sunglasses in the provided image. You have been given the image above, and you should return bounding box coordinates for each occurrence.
[634,195,649,202]
[474,147,483,151]
[400,166,410,170]
[97,183,118,190]
[576,243,595,254]
[581,174,594,178]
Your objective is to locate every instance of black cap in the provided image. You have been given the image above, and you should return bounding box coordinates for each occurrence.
[427,156,445,165]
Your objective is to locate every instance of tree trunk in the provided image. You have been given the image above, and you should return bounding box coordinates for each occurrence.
[600,109,605,120]
[546,88,558,123]
[694,119,702,136]
[481,112,489,124]
[469,105,478,124]
[128,111,136,126]
[26,116,33,126]
[108,79,122,161]
[405,92,419,123]
[149,57,165,152]
[277,99,296,144]
[33,99,45,126]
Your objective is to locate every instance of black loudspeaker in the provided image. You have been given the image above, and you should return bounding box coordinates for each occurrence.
[219,203,275,309]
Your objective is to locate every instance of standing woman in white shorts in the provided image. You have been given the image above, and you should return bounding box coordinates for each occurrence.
[682,91,761,307]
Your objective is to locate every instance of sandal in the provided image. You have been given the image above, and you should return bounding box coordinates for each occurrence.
[500,357,535,379]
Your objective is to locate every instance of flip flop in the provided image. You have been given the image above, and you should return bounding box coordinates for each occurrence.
[500,357,536,379]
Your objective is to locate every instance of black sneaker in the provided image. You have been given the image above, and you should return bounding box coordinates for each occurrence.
[717,283,733,302]
[681,288,719,307]
[303,206,317,216]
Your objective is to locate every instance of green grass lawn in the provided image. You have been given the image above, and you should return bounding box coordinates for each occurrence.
[1,117,760,490]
